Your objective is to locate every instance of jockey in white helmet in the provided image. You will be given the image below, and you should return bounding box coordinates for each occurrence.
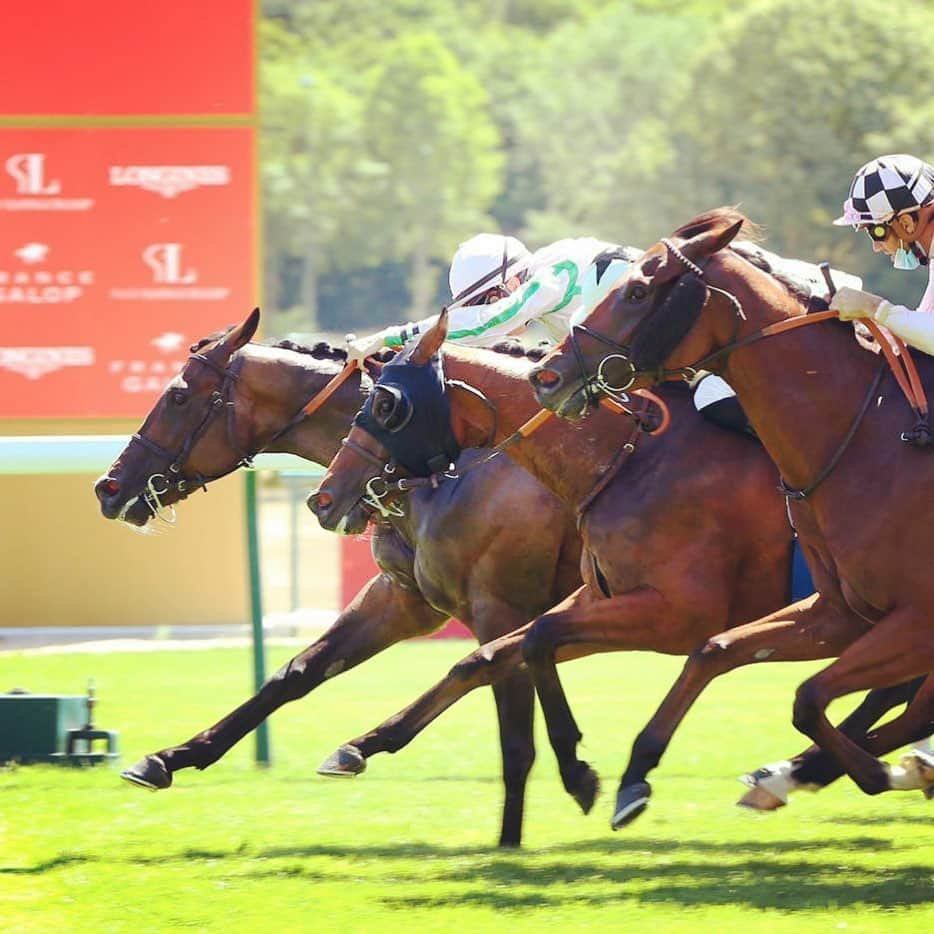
[830,154,934,353]
[346,233,635,361]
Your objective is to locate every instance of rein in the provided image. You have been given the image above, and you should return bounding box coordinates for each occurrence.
[575,401,651,525]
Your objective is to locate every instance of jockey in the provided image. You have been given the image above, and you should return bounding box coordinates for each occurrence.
[346,233,637,361]
[829,154,934,349]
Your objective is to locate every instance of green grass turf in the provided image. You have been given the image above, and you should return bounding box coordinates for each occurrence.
[0,642,931,932]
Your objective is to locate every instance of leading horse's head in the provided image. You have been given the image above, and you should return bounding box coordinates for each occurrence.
[94,309,263,528]
[309,310,495,533]
[530,209,751,415]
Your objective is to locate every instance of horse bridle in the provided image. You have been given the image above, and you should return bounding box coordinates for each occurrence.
[337,376,499,520]
[125,352,258,522]
[568,239,933,503]
[564,239,748,406]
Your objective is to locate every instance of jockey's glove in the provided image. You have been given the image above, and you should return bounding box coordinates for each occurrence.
[346,329,390,365]
[830,286,887,321]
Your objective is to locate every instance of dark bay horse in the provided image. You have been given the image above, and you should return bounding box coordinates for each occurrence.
[310,315,815,823]
[94,308,584,847]
[529,208,934,820]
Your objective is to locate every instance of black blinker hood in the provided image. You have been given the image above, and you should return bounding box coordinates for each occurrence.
[630,272,708,373]
[354,350,462,476]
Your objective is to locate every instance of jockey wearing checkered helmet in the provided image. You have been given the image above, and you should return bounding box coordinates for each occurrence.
[829,153,934,773]
[345,233,633,362]
[830,154,934,353]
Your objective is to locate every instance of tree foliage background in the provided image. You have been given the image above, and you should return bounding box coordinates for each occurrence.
[261,0,934,337]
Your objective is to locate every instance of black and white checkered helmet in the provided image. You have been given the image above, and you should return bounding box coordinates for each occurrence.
[834,154,934,226]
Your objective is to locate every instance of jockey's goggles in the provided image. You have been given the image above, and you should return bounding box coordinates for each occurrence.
[464,284,511,306]
[861,223,891,242]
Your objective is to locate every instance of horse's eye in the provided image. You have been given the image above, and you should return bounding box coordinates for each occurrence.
[170,389,188,406]
[627,283,649,302]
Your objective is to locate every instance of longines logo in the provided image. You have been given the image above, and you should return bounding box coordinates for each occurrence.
[109,243,228,301]
[1,153,94,212]
[0,346,94,380]
[0,243,94,303]
[109,164,230,198]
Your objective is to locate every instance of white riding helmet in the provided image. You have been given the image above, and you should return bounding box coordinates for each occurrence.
[448,233,531,305]
[834,154,934,226]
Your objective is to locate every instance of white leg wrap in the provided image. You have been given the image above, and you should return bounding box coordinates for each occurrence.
[891,741,934,796]
[739,760,798,804]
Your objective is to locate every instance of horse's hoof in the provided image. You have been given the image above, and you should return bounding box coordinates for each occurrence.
[736,784,786,811]
[121,754,171,791]
[611,781,651,830]
[898,748,934,799]
[569,764,600,815]
[317,744,366,778]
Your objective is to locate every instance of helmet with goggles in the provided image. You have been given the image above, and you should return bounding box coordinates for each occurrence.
[834,154,934,228]
[448,234,530,306]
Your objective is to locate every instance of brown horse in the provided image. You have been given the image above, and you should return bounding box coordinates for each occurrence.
[529,208,934,822]
[310,315,810,823]
[93,308,584,847]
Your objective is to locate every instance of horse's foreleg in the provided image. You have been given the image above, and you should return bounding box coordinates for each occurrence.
[122,574,446,789]
[791,608,934,796]
[520,584,672,816]
[739,677,924,809]
[614,594,859,829]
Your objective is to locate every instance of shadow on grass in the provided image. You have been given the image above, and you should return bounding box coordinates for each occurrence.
[6,837,929,912]
[0,853,94,875]
[242,841,933,911]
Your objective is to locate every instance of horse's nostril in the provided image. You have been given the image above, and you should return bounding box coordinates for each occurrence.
[308,489,332,513]
[534,368,562,390]
[97,477,121,499]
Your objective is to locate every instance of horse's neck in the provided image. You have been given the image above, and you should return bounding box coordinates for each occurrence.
[242,347,362,467]
[444,349,634,507]
[720,267,884,492]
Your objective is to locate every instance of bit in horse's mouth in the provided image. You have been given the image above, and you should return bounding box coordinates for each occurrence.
[555,384,591,422]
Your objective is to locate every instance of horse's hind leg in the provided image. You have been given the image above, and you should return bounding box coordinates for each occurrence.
[791,608,934,796]
[321,613,536,846]
[520,584,677,817]
[323,624,530,768]
[121,574,447,790]
[613,594,860,830]
[738,677,924,810]
[491,669,536,847]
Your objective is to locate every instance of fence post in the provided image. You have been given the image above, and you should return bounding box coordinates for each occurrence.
[245,469,271,765]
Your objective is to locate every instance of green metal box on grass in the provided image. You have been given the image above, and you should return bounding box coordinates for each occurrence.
[0,694,87,762]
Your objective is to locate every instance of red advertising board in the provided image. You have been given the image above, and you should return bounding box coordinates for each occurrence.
[0,1,253,115]
[0,127,255,417]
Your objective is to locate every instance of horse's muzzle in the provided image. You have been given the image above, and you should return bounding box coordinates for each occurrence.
[94,475,124,520]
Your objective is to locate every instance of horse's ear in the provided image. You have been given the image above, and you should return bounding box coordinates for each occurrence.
[684,218,745,264]
[217,308,261,359]
[447,380,495,450]
[410,309,449,366]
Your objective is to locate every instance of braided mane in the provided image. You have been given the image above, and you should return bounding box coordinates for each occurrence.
[489,339,550,362]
